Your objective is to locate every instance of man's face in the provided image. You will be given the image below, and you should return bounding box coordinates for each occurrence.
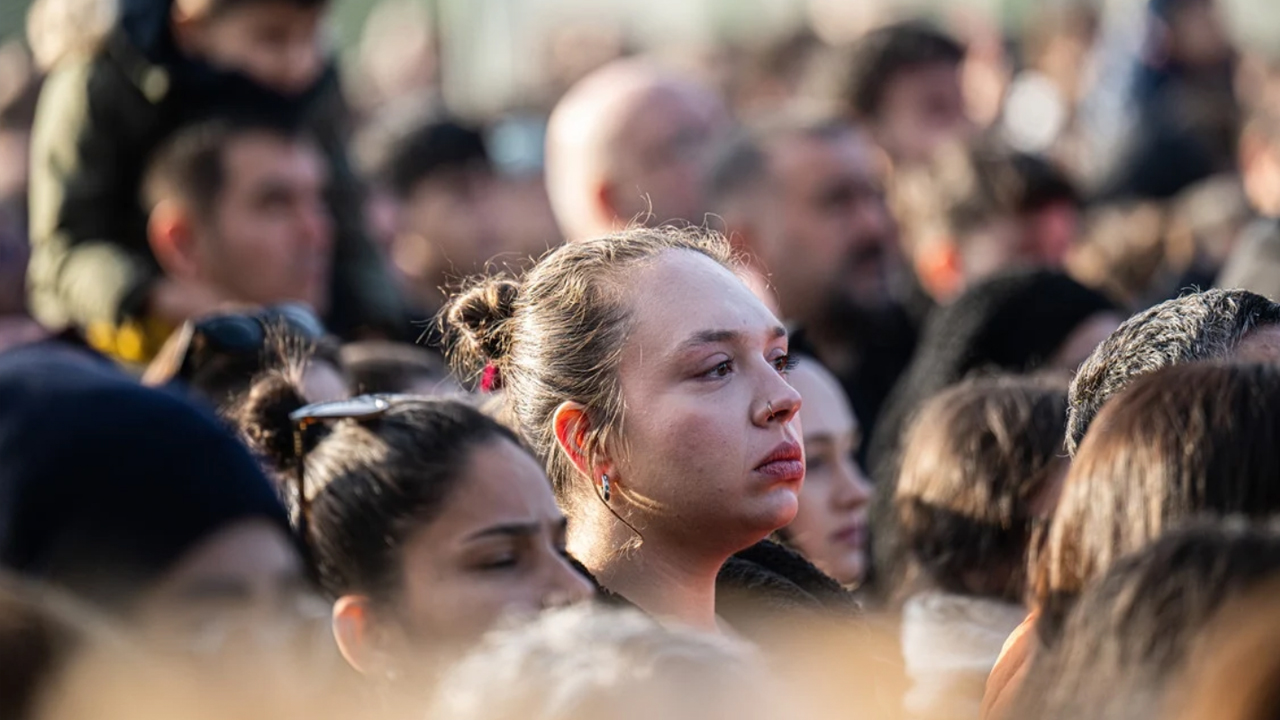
[396,163,501,297]
[194,132,333,312]
[187,1,327,95]
[609,85,725,227]
[764,129,900,325]
[872,62,973,166]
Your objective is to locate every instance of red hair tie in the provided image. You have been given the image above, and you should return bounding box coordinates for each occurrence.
[480,363,501,393]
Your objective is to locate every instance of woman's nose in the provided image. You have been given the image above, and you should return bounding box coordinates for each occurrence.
[542,556,596,609]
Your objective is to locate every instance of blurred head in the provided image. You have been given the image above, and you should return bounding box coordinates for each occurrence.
[896,375,1067,602]
[340,340,460,396]
[844,20,972,166]
[171,0,329,95]
[895,139,1081,303]
[143,304,346,412]
[1150,0,1231,69]
[779,357,872,587]
[144,119,334,315]
[756,118,901,323]
[1019,521,1280,720]
[0,573,120,720]
[0,345,304,651]
[1037,363,1280,641]
[1066,289,1280,456]
[546,60,726,241]
[235,383,592,674]
[443,228,803,571]
[375,117,501,309]
[429,605,780,720]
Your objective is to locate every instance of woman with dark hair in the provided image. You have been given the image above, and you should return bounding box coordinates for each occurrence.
[233,370,593,681]
[894,375,1068,720]
[867,270,1119,599]
[985,362,1280,719]
[442,227,850,634]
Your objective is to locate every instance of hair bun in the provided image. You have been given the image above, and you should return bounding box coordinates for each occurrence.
[442,277,520,378]
[233,371,317,474]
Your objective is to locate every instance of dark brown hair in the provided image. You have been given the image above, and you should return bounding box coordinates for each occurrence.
[1034,363,1280,642]
[895,374,1068,601]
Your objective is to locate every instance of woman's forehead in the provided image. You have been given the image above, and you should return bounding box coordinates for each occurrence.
[625,250,779,338]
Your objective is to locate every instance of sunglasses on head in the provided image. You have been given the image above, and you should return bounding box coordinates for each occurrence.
[176,303,328,380]
[287,394,417,543]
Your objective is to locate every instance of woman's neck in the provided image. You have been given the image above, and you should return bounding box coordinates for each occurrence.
[570,510,724,633]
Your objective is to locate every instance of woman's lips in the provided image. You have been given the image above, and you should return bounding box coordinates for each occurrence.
[754,440,805,484]
[832,523,867,549]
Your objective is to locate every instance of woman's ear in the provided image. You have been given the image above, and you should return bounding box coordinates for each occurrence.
[553,401,594,477]
[332,595,396,677]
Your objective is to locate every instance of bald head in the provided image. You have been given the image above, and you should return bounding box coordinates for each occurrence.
[545,59,726,241]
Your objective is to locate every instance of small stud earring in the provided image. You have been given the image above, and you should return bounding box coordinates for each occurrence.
[601,473,611,502]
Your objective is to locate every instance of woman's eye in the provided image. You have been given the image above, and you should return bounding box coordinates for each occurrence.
[477,556,519,571]
[773,354,798,375]
[807,455,827,472]
[703,360,733,379]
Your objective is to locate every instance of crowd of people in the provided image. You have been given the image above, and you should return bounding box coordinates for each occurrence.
[4,0,1280,717]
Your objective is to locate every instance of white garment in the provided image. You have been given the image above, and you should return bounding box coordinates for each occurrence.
[899,592,1027,720]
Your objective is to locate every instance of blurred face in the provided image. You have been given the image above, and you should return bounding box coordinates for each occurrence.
[397,163,501,301]
[766,129,900,324]
[182,0,328,95]
[195,132,333,313]
[1235,324,1280,362]
[393,438,593,648]
[140,519,318,655]
[872,62,974,166]
[1166,0,1231,68]
[782,359,873,587]
[612,250,804,556]
[609,85,725,227]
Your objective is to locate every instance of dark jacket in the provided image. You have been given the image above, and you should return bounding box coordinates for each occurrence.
[588,540,859,640]
[27,0,405,360]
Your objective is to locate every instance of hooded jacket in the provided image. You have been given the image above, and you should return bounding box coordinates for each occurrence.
[27,0,405,361]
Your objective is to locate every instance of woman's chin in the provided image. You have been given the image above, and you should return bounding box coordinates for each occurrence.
[746,487,801,538]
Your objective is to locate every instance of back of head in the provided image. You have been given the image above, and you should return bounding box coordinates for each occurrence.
[1066,289,1280,456]
[896,374,1068,601]
[234,373,519,600]
[1018,520,1280,720]
[340,341,455,396]
[1036,363,1280,640]
[440,226,736,514]
[0,344,290,614]
[842,20,965,123]
[429,605,776,720]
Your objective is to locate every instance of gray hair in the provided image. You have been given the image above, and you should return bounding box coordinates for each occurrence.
[1066,289,1280,456]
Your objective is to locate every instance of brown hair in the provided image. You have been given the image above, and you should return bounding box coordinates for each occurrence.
[1034,363,1280,642]
[441,227,736,513]
[895,374,1068,602]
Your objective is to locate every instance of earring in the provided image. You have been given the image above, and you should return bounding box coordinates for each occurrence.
[601,473,611,502]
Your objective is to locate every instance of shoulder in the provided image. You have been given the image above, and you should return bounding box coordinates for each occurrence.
[716,540,860,621]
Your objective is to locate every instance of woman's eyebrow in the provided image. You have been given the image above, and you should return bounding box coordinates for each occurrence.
[674,326,788,354]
